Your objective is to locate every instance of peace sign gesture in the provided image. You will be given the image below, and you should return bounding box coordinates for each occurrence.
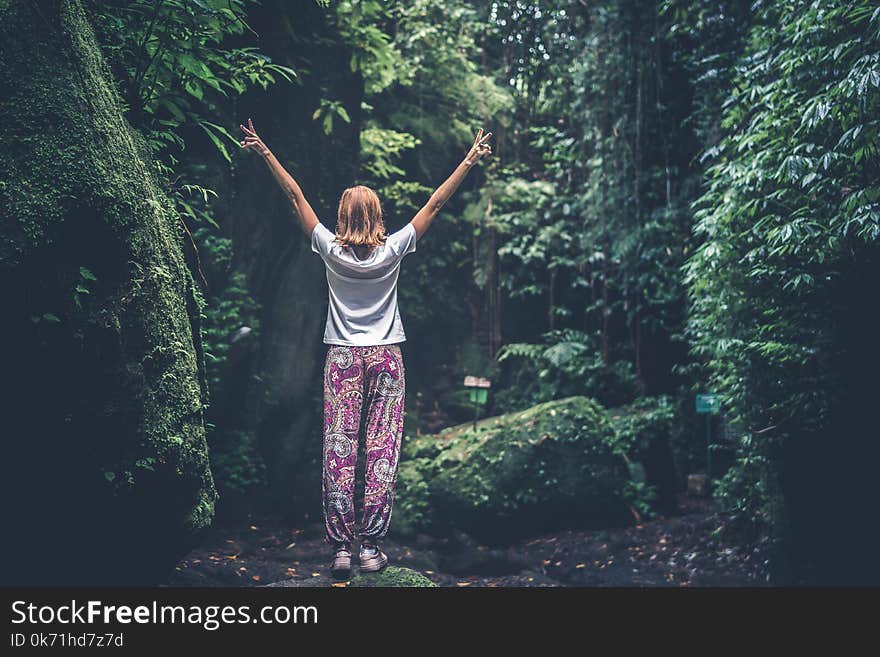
[464,128,493,166]
[239,118,270,157]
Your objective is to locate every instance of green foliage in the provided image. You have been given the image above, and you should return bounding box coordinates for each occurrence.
[462,0,705,415]
[495,329,641,411]
[489,170,561,299]
[91,0,297,169]
[683,0,880,534]
[192,228,261,392]
[312,98,353,135]
[190,225,267,497]
[375,0,513,174]
[206,429,266,498]
[360,126,421,181]
[391,460,434,538]
[332,0,403,96]
[611,395,678,455]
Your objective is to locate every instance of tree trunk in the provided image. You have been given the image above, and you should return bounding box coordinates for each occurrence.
[0,0,216,584]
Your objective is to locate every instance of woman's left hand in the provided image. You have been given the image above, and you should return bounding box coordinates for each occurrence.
[464,128,492,166]
[239,118,270,157]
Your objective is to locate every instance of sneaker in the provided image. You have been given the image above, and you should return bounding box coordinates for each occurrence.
[358,541,388,573]
[330,544,352,577]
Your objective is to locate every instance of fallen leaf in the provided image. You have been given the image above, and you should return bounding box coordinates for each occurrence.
[576,563,586,569]
[252,575,260,581]
[456,581,471,587]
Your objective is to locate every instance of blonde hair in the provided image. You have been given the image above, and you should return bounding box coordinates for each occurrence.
[335,185,386,251]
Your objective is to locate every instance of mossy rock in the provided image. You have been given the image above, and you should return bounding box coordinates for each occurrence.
[0,0,216,584]
[394,396,633,541]
[266,566,436,588]
[349,566,436,587]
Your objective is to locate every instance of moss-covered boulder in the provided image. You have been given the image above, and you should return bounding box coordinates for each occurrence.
[393,397,634,541]
[0,0,216,584]
[265,566,436,588]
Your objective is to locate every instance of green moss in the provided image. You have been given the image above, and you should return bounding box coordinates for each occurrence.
[609,395,677,454]
[266,566,437,588]
[348,566,436,588]
[0,0,217,580]
[393,396,634,540]
[392,459,434,536]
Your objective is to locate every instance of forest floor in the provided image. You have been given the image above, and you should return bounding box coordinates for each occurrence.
[167,492,770,587]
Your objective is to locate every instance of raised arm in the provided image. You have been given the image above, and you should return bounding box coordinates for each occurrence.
[239,118,319,237]
[410,128,493,240]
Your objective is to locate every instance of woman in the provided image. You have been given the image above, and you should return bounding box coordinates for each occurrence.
[239,118,492,577]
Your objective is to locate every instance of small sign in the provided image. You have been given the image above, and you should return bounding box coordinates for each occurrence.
[464,376,491,407]
[696,393,720,414]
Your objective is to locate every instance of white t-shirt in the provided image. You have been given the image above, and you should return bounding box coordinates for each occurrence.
[310,221,418,346]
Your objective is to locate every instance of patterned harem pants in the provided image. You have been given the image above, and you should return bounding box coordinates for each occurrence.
[322,343,406,547]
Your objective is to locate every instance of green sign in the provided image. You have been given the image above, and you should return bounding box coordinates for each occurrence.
[464,376,492,429]
[468,387,489,405]
[464,376,491,406]
[696,393,720,414]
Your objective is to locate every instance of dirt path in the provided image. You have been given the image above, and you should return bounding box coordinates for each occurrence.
[167,493,769,587]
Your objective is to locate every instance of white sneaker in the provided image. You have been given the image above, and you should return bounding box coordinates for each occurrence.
[358,542,388,572]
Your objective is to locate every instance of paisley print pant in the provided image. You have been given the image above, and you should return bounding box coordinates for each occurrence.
[322,343,406,547]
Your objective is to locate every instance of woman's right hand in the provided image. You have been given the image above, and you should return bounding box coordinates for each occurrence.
[464,128,493,166]
[239,118,271,157]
